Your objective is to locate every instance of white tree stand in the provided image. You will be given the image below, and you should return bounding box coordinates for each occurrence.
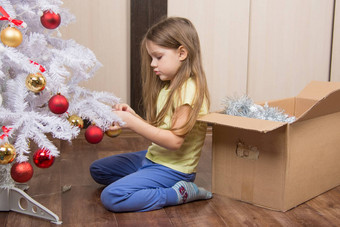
[0,167,62,224]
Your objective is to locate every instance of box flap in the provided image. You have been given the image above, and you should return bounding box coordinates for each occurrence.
[297,81,340,100]
[296,89,340,122]
[264,97,296,116]
[198,112,286,133]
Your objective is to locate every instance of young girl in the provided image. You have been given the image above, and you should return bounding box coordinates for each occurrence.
[90,17,212,212]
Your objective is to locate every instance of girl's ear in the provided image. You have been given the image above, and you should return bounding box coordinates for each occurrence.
[178,46,188,61]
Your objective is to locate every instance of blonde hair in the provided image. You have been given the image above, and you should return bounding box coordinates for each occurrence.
[140,17,210,136]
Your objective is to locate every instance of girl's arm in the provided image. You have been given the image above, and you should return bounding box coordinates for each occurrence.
[113,105,192,150]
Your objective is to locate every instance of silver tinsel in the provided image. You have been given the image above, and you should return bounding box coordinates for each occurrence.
[222,95,295,123]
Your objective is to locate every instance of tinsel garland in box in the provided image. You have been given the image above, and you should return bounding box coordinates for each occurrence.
[222,95,295,123]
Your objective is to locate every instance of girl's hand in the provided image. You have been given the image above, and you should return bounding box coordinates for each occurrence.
[113,106,187,150]
[113,110,134,129]
[113,103,136,115]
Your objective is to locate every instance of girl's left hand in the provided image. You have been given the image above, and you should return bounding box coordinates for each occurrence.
[113,110,134,129]
[113,103,136,115]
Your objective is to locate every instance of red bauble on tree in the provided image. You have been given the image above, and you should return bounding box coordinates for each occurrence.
[48,94,69,114]
[85,125,104,144]
[11,162,34,183]
[33,148,55,168]
[40,10,61,29]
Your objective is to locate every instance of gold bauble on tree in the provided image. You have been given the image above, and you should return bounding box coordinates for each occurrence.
[0,143,16,165]
[68,115,84,128]
[25,72,46,93]
[0,26,23,47]
[105,124,122,138]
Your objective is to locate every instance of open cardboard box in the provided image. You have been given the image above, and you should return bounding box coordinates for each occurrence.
[199,81,340,211]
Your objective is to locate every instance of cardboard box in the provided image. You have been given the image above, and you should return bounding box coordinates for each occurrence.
[199,81,340,211]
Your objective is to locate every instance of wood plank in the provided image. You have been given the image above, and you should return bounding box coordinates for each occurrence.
[285,203,336,226]
[5,193,61,227]
[59,138,97,187]
[3,129,340,226]
[61,185,117,226]
[0,212,8,225]
[165,200,226,226]
[305,187,340,222]
[210,194,297,226]
[115,210,173,226]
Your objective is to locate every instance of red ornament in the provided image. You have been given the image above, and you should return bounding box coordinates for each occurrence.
[40,10,61,29]
[48,94,69,114]
[33,148,55,168]
[11,162,34,183]
[85,125,104,144]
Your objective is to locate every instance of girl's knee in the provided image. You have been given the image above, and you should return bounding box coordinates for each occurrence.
[89,161,97,174]
[100,187,125,212]
[89,161,98,174]
[89,161,104,184]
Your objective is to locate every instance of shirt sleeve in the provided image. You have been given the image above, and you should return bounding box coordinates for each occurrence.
[174,78,196,108]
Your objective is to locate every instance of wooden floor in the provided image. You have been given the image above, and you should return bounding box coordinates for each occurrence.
[1,128,340,226]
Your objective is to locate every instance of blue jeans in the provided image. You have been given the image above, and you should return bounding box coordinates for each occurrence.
[89,150,196,212]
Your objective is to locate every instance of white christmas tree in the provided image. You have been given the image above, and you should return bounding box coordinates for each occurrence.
[0,0,121,224]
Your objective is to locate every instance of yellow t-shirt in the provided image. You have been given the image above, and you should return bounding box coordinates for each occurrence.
[145,77,209,174]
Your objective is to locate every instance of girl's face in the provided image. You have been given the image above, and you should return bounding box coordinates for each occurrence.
[146,40,183,84]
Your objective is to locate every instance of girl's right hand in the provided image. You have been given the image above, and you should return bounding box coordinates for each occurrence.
[113,103,136,115]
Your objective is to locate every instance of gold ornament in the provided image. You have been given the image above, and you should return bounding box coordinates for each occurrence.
[25,72,46,93]
[105,128,122,138]
[0,143,16,165]
[68,115,84,128]
[0,27,23,47]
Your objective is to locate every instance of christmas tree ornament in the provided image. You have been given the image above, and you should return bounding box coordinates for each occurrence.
[0,26,23,47]
[68,114,84,128]
[10,162,34,183]
[29,60,46,73]
[48,93,69,114]
[40,10,61,29]
[85,124,104,144]
[0,143,16,164]
[105,127,122,138]
[0,6,26,28]
[0,1,121,224]
[25,72,46,93]
[0,126,12,140]
[33,148,55,168]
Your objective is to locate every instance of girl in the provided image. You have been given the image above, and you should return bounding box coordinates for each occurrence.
[90,17,212,212]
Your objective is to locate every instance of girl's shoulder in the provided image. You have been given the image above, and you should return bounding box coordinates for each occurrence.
[173,77,197,107]
[182,77,196,90]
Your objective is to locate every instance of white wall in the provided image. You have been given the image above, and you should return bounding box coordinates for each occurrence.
[331,0,340,82]
[169,0,334,109]
[247,0,333,102]
[168,0,250,111]
[61,0,336,112]
[60,0,130,104]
